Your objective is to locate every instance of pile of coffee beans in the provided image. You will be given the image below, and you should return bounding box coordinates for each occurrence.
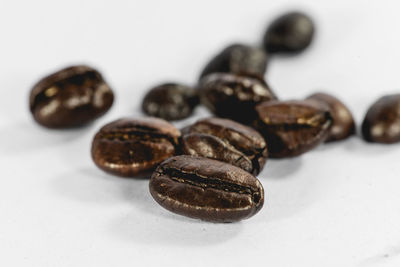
[29,11,400,223]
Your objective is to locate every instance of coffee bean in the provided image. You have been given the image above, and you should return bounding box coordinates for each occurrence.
[362,94,400,143]
[199,44,268,81]
[29,65,114,128]
[263,12,314,53]
[199,73,277,124]
[307,92,355,142]
[91,118,181,177]
[254,100,332,158]
[142,83,199,121]
[149,155,264,222]
[181,117,267,175]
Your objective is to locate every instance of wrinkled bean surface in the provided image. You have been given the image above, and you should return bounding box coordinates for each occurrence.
[199,73,277,124]
[254,100,332,158]
[29,65,114,128]
[91,118,181,177]
[182,117,267,174]
[149,155,264,222]
[142,83,199,121]
[307,92,355,142]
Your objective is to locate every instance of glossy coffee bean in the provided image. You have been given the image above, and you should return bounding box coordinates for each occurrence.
[29,65,114,128]
[91,118,181,177]
[199,44,268,81]
[181,117,267,175]
[254,100,332,158]
[149,155,264,222]
[142,83,199,121]
[307,92,355,142]
[263,12,314,53]
[362,94,400,143]
[199,73,277,123]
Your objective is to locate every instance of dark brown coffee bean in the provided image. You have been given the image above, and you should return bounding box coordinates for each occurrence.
[141,83,199,121]
[263,12,314,53]
[307,92,355,142]
[199,44,268,81]
[29,65,114,128]
[199,73,277,124]
[91,118,181,177]
[149,155,264,222]
[254,100,332,158]
[181,117,267,175]
[362,94,400,143]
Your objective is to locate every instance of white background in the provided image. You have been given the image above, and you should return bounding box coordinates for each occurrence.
[1,0,400,266]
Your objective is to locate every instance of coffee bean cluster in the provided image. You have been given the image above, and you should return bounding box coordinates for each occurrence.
[29,11,400,223]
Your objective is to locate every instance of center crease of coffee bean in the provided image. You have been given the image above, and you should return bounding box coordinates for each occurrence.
[160,167,260,204]
[99,131,176,145]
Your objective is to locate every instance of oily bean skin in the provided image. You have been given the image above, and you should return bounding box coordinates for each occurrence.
[182,133,254,173]
[91,118,181,177]
[263,12,314,54]
[141,83,199,121]
[254,100,333,158]
[29,65,114,128]
[199,73,277,124]
[362,94,400,143]
[149,155,264,223]
[199,44,269,81]
[181,117,268,175]
[307,93,355,142]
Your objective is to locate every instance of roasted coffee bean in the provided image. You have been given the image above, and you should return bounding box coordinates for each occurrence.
[199,73,277,124]
[91,118,181,177]
[29,65,114,128]
[263,12,314,53]
[142,83,199,121]
[181,117,267,175]
[254,100,332,158]
[149,155,264,222]
[362,94,400,143]
[307,92,355,142]
[199,44,268,81]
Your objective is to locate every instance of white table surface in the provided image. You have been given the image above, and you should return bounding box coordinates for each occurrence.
[1,0,400,266]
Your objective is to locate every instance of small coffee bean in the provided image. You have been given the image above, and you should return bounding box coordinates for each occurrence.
[307,92,355,142]
[254,100,332,158]
[91,117,181,177]
[142,83,199,121]
[263,12,314,53]
[362,94,400,143]
[181,117,267,175]
[29,65,114,128]
[199,73,277,124]
[199,44,268,81]
[149,155,264,222]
